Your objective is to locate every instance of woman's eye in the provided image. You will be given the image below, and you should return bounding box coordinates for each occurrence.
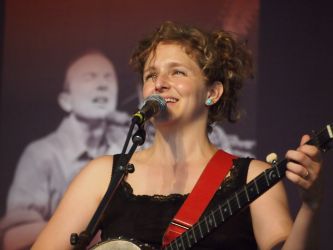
[144,73,157,81]
[173,70,186,76]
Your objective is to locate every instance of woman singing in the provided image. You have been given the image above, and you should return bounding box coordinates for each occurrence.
[33,21,323,250]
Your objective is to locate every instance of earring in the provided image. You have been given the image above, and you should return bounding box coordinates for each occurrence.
[205,98,213,106]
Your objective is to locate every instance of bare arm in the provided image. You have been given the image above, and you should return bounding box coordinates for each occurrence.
[281,134,323,250]
[249,135,323,250]
[32,156,113,250]
[248,160,293,250]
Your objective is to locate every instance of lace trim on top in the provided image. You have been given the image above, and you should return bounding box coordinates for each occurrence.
[120,162,239,202]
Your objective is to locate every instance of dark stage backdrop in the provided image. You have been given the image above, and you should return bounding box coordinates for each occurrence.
[258,1,333,249]
[0,0,332,249]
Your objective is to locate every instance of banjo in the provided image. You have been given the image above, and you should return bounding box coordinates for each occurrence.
[91,124,333,250]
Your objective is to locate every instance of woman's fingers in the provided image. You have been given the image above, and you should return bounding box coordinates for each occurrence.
[284,134,324,209]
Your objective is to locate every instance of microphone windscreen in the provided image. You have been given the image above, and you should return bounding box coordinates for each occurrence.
[143,95,167,112]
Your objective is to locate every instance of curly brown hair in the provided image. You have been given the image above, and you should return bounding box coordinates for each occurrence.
[130,21,253,126]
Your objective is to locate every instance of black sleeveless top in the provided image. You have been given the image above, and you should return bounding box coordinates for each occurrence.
[100,156,257,250]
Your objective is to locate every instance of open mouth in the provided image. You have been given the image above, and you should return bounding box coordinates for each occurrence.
[92,96,109,104]
[164,97,179,103]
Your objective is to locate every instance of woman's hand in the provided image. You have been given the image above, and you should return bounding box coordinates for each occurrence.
[285,134,324,210]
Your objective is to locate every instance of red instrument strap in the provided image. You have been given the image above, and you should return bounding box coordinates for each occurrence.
[162,150,236,246]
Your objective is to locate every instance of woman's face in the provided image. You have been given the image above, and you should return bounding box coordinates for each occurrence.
[142,42,210,126]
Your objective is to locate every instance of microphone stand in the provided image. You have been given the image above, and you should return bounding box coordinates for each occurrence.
[70,121,146,249]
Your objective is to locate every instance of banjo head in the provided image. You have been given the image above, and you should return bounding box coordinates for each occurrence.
[90,237,155,250]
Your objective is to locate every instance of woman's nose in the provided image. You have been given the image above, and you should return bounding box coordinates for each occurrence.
[154,74,170,92]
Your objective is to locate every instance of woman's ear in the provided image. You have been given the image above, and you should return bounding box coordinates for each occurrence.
[58,92,72,113]
[206,81,224,105]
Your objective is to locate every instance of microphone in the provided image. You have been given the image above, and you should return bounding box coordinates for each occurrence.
[132,95,167,125]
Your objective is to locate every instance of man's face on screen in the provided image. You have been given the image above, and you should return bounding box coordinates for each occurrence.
[63,53,119,121]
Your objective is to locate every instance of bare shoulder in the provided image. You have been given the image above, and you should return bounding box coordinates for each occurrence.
[246,159,271,183]
[70,155,115,200]
[246,159,289,206]
[80,155,114,176]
